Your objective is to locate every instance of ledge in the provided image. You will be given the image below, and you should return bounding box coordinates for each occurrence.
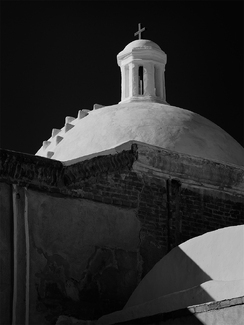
[55,296,244,325]
[0,141,243,196]
[0,145,138,195]
[114,296,244,324]
[132,141,244,195]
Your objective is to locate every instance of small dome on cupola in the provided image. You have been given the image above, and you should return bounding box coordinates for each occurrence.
[121,39,162,53]
[117,24,167,104]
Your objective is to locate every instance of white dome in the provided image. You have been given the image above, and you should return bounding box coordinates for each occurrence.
[98,225,244,324]
[36,102,244,166]
[125,225,244,309]
[121,39,162,53]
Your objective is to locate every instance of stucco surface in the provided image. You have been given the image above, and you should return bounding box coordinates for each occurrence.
[98,225,244,324]
[36,102,244,166]
[27,189,141,323]
[28,189,140,277]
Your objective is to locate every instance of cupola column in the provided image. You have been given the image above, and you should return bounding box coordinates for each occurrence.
[161,67,166,99]
[162,67,165,99]
[162,68,166,100]
[121,65,125,100]
[129,62,138,97]
[154,64,165,99]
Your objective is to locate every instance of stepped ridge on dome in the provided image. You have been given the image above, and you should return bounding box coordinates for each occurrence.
[36,102,244,167]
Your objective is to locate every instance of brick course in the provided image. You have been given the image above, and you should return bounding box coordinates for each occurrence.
[179,187,244,243]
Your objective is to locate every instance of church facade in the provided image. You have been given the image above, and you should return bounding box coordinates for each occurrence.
[1,35,244,325]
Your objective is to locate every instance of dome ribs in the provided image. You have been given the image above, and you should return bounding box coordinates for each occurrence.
[65,116,75,124]
[93,104,104,110]
[47,151,54,159]
[38,109,92,158]
[64,116,75,133]
[77,110,88,119]
[64,123,74,133]
[51,128,61,137]
[42,141,51,150]
[56,136,63,145]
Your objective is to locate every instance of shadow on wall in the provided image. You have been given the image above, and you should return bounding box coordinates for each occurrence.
[99,226,244,325]
[33,245,143,324]
[124,225,244,311]
[124,245,213,310]
[97,247,215,325]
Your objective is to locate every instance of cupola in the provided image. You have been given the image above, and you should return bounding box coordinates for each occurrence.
[117,25,167,104]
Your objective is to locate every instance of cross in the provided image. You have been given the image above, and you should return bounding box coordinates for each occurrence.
[134,23,145,40]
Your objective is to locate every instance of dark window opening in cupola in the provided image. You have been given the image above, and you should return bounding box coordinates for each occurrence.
[138,66,144,95]
[125,65,129,98]
[154,66,159,97]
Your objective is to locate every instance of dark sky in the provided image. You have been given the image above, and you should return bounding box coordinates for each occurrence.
[1,1,243,156]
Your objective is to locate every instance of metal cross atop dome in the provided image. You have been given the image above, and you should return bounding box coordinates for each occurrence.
[134,23,145,39]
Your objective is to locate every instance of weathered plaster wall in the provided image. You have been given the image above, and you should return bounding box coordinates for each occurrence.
[16,169,244,322]
[28,190,141,323]
[65,169,168,278]
[0,182,13,325]
[63,168,244,257]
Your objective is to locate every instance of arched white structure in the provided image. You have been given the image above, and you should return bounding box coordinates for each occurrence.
[98,225,244,325]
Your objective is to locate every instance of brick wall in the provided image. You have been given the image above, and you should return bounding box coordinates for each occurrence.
[67,169,169,278]
[170,184,244,246]
[67,167,244,264]
[1,144,244,322]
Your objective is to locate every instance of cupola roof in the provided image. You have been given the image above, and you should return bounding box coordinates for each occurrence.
[118,39,163,56]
